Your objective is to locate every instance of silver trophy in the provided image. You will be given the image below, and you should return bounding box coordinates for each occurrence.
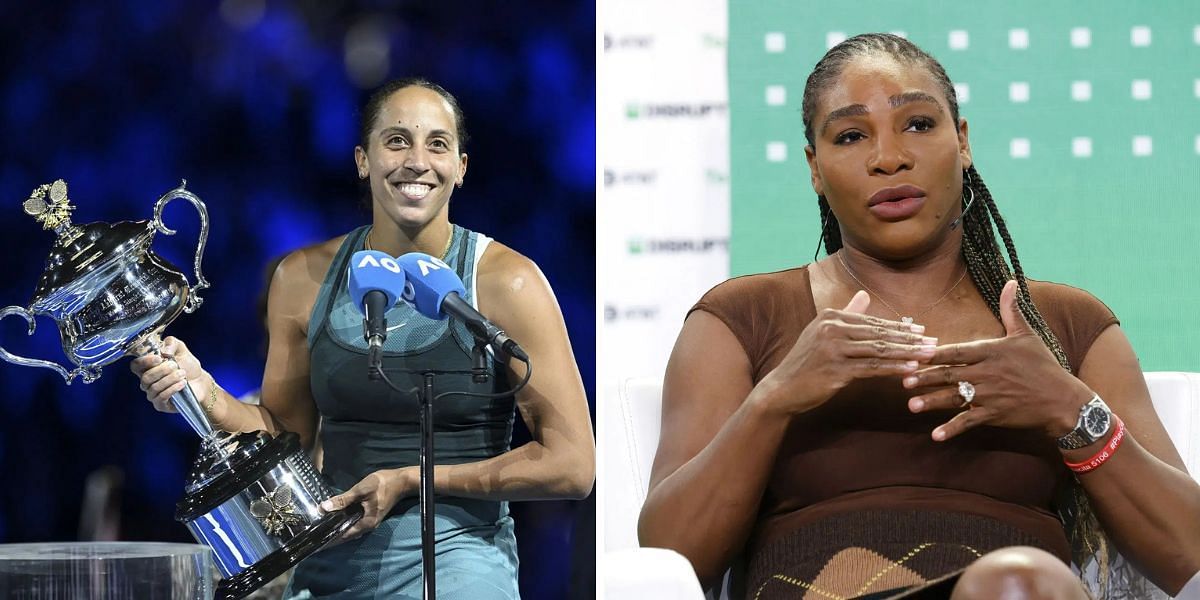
[0,180,361,600]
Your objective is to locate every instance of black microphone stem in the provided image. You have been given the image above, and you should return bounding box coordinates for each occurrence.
[362,290,389,379]
[367,339,384,380]
[419,372,436,600]
[471,342,489,384]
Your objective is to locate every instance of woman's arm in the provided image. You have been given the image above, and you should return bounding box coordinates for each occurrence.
[905,281,1200,594]
[640,292,935,588]
[1066,325,1200,594]
[247,249,322,447]
[637,310,792,589]
[426,244,595,500]
[132,248,323,448]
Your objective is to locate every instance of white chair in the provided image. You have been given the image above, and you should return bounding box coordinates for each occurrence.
[603,377,663,553]
[602,372,1200,599]
[605,547,707,600]
[601,377,709,599]
[1144,372,1200,477]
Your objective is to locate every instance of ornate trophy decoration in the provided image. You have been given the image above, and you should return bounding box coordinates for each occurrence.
[250,486,306,536]
[0,180,361,600]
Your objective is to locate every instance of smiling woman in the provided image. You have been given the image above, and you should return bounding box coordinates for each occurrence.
[637,33,1200,599]
[130,77,595,598]
[355,79,468,235]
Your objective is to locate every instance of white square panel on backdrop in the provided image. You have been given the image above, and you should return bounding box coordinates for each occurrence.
[1072,137,1093,158]
[948,30,968,50]
[1071,27,1092,48]
[1009,28,1029,49]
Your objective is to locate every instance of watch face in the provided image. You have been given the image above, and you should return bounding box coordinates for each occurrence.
[1083,404,1111,439]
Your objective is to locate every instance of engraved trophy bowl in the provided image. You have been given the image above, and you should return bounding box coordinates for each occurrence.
[0,179,210,387]
[0,180,361,600]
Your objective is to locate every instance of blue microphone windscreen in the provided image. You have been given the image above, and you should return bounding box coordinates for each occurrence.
[395,252,466,320]
[347,250,407,314]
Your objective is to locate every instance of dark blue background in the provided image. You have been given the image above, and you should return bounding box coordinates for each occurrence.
[0,2,595,597]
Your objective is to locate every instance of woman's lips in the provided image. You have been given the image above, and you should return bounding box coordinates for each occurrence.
[868,196,925,220]
[867,185,926,221]
[395,182,433,201]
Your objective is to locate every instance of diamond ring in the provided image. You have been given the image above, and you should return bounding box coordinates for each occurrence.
[957,381,976,407]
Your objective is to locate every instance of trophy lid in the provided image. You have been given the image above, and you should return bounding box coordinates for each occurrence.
[23,180,156,309]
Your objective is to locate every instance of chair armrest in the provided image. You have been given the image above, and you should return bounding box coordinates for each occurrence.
[604,548,706,600]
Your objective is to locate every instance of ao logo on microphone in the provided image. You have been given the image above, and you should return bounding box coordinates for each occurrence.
[414,256,451,275]
[355,253,402,273]
[400,256,452,303]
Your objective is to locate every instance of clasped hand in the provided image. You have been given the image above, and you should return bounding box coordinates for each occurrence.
[902,280,1089,442]
[321,466,419,541]
[765,281,1086,443]
[129,337,210,414]
[760,289,937,415]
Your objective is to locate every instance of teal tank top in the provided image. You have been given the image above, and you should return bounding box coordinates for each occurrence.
[288,224,521,599]
[308,224,515,498]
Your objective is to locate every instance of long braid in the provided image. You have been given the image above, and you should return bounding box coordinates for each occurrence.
[816,195,841,260]
[971,166,1071,368]
[804,32,1112,596]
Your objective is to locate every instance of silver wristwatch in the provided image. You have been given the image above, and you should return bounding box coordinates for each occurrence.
[1056,394,1113,450]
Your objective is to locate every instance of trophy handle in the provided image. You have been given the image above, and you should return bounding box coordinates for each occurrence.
[152,179,210,314]
[0,305,101,384]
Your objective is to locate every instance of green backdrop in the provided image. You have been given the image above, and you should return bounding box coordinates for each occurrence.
[729,2,1200,371]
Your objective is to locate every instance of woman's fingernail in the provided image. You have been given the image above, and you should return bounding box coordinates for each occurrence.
[922,337,938,345]
[909,324,926,334]
[321,500,333,511]
[910,398,924,411]
[903,376,919,387]
[905,361,918,370]
[933,429,946,441]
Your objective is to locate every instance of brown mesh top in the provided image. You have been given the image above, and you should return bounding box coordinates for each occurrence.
[690,265,1119,569]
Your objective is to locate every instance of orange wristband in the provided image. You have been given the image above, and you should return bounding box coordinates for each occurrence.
[1065,415,1125,474]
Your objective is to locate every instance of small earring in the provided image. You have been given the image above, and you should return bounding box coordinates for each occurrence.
[455,181,463,189]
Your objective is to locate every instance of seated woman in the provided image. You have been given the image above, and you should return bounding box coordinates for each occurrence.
[638,33,1200,599]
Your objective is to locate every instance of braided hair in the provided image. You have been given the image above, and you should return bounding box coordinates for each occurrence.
[803,32,1111,593]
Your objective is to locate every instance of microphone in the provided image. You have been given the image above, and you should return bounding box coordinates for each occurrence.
[395,252,529,362]
[949,186,976,231]
[348,250,408,377]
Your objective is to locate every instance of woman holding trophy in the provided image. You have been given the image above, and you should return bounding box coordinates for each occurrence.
[131,78,595,598]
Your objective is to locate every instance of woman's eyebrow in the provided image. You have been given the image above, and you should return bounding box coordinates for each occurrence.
[820,91,943,136]
[378,125,454,138]
[889,91,942,110]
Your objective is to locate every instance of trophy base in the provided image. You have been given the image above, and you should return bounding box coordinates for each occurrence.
[215,502,364,600]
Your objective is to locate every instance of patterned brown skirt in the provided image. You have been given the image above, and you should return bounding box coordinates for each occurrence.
[741,509,1063,600]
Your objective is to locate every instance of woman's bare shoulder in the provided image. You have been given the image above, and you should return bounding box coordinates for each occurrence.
[476,240,537,284]
[277,236,346,283]
[270,234,351,324]
[474,241,561,328]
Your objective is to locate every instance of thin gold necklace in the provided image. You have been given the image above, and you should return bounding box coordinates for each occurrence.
[364,224,455,260]
[836,250,967,325]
